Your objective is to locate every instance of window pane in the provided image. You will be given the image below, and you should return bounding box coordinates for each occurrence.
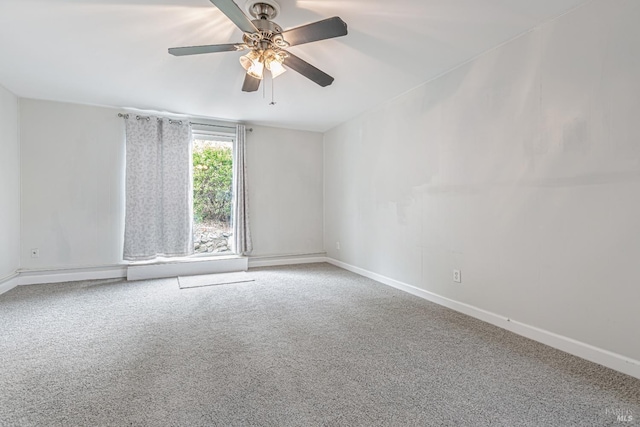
[192,139,234,255]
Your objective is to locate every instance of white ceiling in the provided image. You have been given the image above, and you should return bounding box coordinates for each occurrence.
[0,0,588,132]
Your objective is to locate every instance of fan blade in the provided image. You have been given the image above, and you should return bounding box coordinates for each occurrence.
[283,52,334,87]
[168,44,240,56]
[281,17,347,47]
[210,0,257,34]
[242,74,261,92]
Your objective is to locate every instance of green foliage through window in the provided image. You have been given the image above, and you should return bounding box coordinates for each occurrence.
[193,141,233,224]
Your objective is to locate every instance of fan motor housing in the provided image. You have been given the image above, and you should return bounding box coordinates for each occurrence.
[251,18,282,34]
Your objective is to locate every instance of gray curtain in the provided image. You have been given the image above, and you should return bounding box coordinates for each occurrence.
[233,125,252,255]
[123,116,193,261]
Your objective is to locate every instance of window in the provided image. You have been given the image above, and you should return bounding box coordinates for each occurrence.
[191,125,235,255]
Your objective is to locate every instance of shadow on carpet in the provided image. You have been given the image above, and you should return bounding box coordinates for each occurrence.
[178,272,255,289]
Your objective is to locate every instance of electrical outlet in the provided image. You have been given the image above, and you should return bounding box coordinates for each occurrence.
[31,248,40,258]
[453,269,461,283]
[336,241,341,250]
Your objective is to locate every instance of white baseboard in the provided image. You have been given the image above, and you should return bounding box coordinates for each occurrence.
[19,265,127,286]
[248,254,328,268]
[127,256,248,281]
[326,258,640,380]
[10,257,251,287]
[0,273,20,296]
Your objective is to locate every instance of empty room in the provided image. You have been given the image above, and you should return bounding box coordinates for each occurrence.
[1,0,639,425]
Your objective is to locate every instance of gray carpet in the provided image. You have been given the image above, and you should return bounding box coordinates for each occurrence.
[0,263,638,426]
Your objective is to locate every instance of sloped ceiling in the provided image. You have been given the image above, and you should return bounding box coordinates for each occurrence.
[0,0,588,132]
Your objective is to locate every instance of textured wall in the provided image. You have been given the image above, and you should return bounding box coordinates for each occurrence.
[247,125,324,258]
[20,99,126,269]
[324,0,640,361]
[0,84,20,279]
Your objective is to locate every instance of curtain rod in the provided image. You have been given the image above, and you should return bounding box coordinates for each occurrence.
[117,113,252,132]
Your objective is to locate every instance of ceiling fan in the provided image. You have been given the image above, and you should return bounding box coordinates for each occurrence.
[168,0,348,92]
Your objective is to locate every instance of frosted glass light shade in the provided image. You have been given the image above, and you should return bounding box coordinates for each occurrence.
[267,59,286,78]
[240,50,261,71]
[248,61,264,79]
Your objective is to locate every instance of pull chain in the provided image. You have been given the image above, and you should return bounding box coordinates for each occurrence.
[269,72,276,106]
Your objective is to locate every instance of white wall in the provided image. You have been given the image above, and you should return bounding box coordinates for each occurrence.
[324,0,640,362]
[247,125,324,258]
[0,84,20,279]
[19,99,324,270]
[20,99,126,269]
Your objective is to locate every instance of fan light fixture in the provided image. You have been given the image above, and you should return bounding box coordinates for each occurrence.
[168,0,348,92]
[239,49,287,80]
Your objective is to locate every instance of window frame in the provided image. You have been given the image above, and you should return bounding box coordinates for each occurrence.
[190,125,237,257]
